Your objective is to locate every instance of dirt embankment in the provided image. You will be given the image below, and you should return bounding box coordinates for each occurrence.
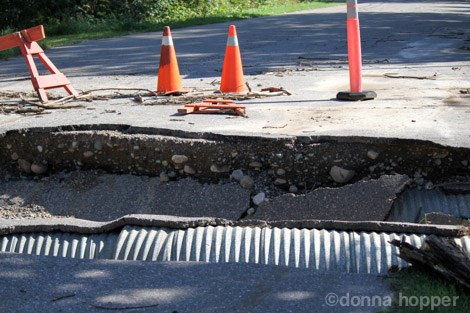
[0,125,469,223]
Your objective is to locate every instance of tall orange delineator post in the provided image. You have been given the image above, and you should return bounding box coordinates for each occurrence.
[220,25,247,94]
[0,25,78,103]
[336,0,376,101]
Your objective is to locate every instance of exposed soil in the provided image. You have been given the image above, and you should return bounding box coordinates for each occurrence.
[1,126,469,225]
[1,125,469,188]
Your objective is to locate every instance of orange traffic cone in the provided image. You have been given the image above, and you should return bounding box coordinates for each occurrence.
[157,26,189,95]
[220,25,247,94]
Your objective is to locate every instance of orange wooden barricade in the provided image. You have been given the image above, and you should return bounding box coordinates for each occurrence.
[0,25,78,103]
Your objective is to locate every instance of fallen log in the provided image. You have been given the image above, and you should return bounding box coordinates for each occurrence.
[390,235,470,290]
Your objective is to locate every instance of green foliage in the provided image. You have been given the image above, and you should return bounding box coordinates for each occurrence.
[0,0,336,59]
[0,0,78,30]
[385,269,470,313]
[0,0,294,32]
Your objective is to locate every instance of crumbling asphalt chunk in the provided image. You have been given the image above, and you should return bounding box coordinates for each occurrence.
[0,172,251,221]
[424,212,470,227]
[254,174,411,221]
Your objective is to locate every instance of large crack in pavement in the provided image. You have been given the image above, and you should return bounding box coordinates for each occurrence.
[0,126,469,235]
[0,170,469,237]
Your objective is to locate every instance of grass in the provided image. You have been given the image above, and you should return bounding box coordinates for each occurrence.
[384,268,470,313]
[243,0,339,15]
[0,1,340,60]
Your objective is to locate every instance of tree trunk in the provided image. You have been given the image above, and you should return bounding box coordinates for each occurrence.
[389,235,470,290]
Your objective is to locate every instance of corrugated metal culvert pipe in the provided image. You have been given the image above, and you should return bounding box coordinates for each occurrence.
[2,226,469,274]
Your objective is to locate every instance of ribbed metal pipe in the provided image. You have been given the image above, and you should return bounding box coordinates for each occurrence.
[0,232,117,259]
[1,226,469,274]
[113,227,428,273]
[388,189,470,222]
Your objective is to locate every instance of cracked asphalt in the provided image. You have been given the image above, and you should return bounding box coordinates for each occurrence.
[0,0,469,147]
[0,253,394,313]
[0,1,469,312]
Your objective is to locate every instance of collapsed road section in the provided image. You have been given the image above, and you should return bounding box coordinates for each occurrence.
[0,125,469,273]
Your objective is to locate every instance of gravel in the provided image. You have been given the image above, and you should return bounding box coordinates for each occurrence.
[0,195,54,219]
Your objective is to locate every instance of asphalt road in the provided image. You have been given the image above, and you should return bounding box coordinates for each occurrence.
[0,0,469,147]
[0,0,468,78]
[0,252,393,313]
[0,1,469,311]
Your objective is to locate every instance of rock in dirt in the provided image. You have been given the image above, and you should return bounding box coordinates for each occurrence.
[184,165,196,175]
[249,161,262,168]
[246,207,256,216]
[289,185,298,193]
[240,176,254,189]
[17,159,32,174]
[231,169,244,181]
[171,155,189,164]
[253,192,266,206]
[159,172,169,182]
[274,178,287,186]
[276,168,286,176]
[329,166,355,184]
[210,164,230,173]
[367,150,379,160]
[31,164,47,175]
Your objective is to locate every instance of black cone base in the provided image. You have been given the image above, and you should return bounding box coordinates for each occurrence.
[336,91,377,101]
